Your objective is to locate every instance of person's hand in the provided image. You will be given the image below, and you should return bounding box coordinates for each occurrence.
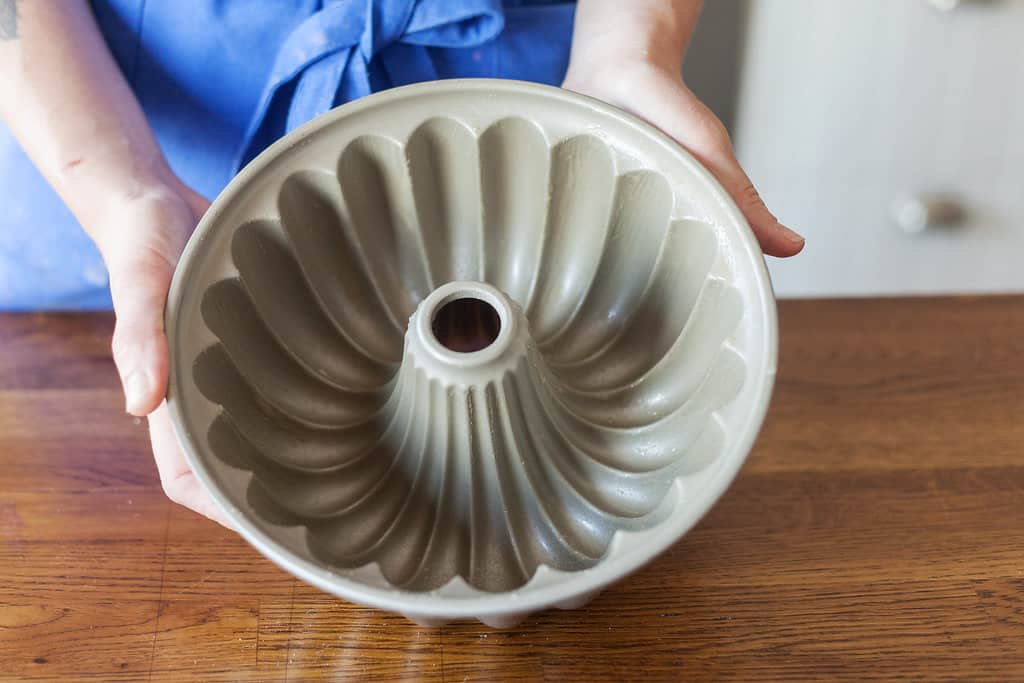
[0,0,229,523]
[563,59,805,258]
[94,178,233,527]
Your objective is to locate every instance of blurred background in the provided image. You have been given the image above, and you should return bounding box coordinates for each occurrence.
[686,0,1023,298]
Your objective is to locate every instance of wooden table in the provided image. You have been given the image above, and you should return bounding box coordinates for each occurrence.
[1,296,1023,681]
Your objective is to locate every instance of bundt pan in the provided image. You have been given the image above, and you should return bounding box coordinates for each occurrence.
[165,79,777,628]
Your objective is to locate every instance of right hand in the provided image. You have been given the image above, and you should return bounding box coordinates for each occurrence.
[96,178,233,528]
[564,59,804,258]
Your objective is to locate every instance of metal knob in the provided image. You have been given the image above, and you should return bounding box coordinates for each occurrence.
[892,194,967,234]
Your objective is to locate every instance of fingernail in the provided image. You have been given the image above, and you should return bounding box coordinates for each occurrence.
[123,370,149,414]
[779,224,805,244]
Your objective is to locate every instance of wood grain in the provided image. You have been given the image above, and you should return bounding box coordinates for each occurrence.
[1,296,1023,681]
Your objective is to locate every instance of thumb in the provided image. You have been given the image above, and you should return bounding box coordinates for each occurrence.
[100,189,204,417]
[108,246,175,416]
[702,149,805,258]
[632,78,806,258]
[668,116,804,257]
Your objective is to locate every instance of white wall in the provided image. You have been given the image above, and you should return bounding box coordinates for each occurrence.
[734,0,1024,297]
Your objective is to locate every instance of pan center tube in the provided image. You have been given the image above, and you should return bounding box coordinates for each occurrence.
[407,281,536,387]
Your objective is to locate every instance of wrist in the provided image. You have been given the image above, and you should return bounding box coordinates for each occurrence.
[564,58,685,109]
[86,173,197,260]
[567,1,699,82]
[46,130,182,229]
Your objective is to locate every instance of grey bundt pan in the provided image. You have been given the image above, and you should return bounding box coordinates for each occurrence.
[165,79,777,628]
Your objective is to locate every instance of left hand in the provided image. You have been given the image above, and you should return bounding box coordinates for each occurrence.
[563,59,805,258]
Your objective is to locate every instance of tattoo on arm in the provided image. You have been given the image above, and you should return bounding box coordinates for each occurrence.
[0,0,19,41]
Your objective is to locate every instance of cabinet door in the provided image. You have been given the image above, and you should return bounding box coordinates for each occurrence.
[735,0,1024,297]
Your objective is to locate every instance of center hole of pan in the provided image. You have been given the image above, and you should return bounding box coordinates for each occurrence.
[431,296,501,353]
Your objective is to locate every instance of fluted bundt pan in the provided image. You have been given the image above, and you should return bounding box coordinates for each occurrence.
[166,79,777,627]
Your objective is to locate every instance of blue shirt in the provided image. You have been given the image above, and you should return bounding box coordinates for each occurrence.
[0,0,575,310]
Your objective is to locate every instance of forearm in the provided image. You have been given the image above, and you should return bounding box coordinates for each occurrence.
[0,0,177,247]
[567,0,702,76]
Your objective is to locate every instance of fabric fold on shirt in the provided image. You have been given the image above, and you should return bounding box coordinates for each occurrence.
[235,0,505,169]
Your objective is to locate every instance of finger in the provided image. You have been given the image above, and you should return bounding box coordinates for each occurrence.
[108,245,174,416]
[148,402,235,529]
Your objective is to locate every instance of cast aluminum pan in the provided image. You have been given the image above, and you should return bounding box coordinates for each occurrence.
[165,79,778,628]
